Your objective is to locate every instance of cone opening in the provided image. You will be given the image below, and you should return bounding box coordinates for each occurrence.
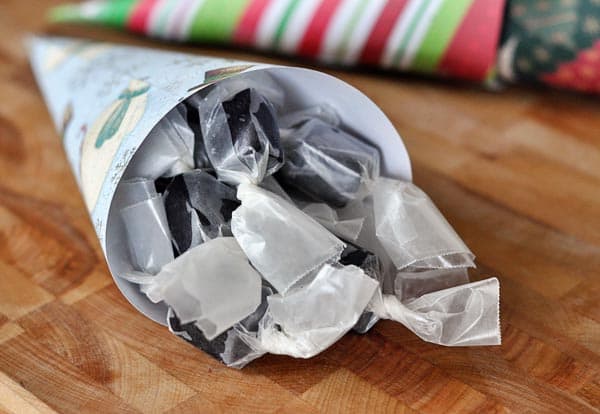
[105,66,412,325]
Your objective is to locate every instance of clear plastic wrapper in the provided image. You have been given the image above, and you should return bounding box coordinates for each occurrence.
[161,170,239,255]
[300,202,365,242]
[116,178,158,207]
[191,75,284,185]
[124,105,195,179]
[373,177,475,271]
[219,285,273,368]
[395,268,470,301]
[348,195,400,294]
[179,99,212,170]
[119,189,174,275]
[277,118,381,208]
[339,244,383,334]
[244,264,379,359]
[259,175,293,203]
[194,71,285,109]
[167,285,273,368]
[146,237,262,340]
[278,103,340,129]
[231,183,345,293]
[370,277,501,346]
[117,270,161,285]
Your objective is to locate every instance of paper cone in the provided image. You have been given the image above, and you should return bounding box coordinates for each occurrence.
[29,36,412,324]
[50,0,506,83]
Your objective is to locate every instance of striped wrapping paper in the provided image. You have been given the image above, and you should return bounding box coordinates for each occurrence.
[51,0,507,82]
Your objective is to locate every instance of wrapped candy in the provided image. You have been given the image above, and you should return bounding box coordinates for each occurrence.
[395,268,470,301]
[168,285,273,368]
[300,202,365,243]
[277,118,381,208]
[231,183,345,294]
[370,277,501,346]
[115,178,158,207]
[190,75,284,186]
[340,244,382,282]
[120,195,174,275]
[146,237,262,339]
[124,106,195,179]
[161,170,239,256]
[117,178,174,275]
[244,264,379,359]
[372,177,475,271]
[345,195,399,294]
[167,307,228,361]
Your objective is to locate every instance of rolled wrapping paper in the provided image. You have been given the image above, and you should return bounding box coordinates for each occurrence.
[29,36,500,368]
[498,0,600,94]
[50,0,506,82]
[51,0,600,95]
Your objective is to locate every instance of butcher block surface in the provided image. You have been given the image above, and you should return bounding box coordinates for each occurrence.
[1,1,600,413]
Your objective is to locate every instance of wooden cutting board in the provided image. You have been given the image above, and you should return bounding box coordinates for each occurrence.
[1,1,599,412]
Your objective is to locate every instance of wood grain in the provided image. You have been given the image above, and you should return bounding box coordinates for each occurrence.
[0,0,599,412]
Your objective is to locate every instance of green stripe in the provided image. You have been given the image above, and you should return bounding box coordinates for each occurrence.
[334,0,370,61]
[49,0,138,27]
[410,0,473,72]
[272,0,301,48]
[188,0,250,42]
[391,0,432,66]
